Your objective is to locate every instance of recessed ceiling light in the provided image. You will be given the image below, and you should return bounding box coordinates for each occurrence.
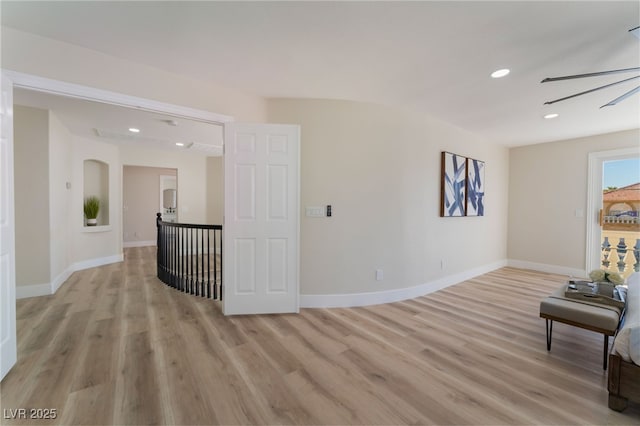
[175,142,185,147]
[491,68,510,78]
[128,127,140,133]
[544,113,559,119]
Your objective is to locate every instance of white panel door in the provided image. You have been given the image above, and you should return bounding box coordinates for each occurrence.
[0,73,17,380]
[223,123,299,315]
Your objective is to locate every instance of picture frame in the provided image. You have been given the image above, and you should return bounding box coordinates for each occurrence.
[440,151,467,217]
[466,158,485,216]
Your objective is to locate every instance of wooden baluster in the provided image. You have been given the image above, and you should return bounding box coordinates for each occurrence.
[171,226,175,287]
[180,227,185,291]
[167,226,170,283]
[201,228,205,297]
[156,213,162,280]
[213,229,218,300]
[162,223,167,281]
[173,226,178,288]
[171,226,175,290]
[169,226,173,288]
[154,215,222,301]
[207,230,211,298]
[195,228,199,296]
[185,227,189,294]
[199,228,203,296]
[190,228,194,294]
[173,226,177,288]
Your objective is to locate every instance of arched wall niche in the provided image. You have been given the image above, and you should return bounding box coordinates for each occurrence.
[83,159,109,226]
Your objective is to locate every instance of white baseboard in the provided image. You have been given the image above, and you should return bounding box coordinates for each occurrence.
[16,256,585,304]
[16,254,124,300]
[507,259,586,279]
[300,259,508,308]
[123,240,156,248]
[51,267,74,294]
[71,254,124,273]
[15,282,51,299]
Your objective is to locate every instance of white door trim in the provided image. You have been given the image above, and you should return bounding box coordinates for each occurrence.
[1,69,234,125]
[1,71,17,380]
[586,147,640,273]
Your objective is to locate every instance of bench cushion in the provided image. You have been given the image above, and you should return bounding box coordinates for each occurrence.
[540,285,621,333]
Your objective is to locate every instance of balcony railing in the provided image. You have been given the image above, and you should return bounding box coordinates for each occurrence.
[603,215,639,225]
[156,213,222,300]
[600,235,640,279]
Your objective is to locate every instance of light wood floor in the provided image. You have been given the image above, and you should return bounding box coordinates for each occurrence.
[1,247,639,425]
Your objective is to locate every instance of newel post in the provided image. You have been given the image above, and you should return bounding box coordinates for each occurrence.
[157,212,162,279]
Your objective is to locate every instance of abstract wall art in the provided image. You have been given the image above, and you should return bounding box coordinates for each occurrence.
[466,158,485,216]
[440,152,486,217]
[440,151,467,217]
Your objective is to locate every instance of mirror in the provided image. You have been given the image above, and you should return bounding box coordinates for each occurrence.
[160,174,177,222]
[163,189,176,209]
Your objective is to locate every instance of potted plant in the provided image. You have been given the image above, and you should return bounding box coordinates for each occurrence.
[84,196,100,226]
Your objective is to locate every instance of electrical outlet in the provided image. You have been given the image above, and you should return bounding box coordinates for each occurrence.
[376,269,383,281]
[440,260,445,270]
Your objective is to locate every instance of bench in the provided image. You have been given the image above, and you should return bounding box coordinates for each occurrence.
[539,284,623,370]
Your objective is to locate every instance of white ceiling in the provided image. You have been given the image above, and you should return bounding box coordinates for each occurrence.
[2,1,639,147]
[13,88,224,155]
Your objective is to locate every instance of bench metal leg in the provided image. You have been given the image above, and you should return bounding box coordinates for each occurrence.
[542,314,613,369]
[546,319,553,351]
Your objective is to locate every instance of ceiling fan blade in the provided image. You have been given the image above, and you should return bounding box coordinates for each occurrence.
[600,85,640,108]
[543,75,640,105]
[541,67,640,83]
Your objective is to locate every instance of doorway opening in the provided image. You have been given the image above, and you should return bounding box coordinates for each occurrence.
[587,149,640,278]
[7,71,230,299]
[123,166,178,248]
[600,157,640,279]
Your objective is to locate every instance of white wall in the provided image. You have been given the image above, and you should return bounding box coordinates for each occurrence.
[508,129,640,275]
[71,136,121,266]
[206,156,224,225]
[48,111,72,285]
[14,107,123,298]
[13,105,50,287]
[1,27,267,122]
[268,99,509,303]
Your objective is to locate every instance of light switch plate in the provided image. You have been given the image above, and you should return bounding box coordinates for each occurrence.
[306,206,324,217]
